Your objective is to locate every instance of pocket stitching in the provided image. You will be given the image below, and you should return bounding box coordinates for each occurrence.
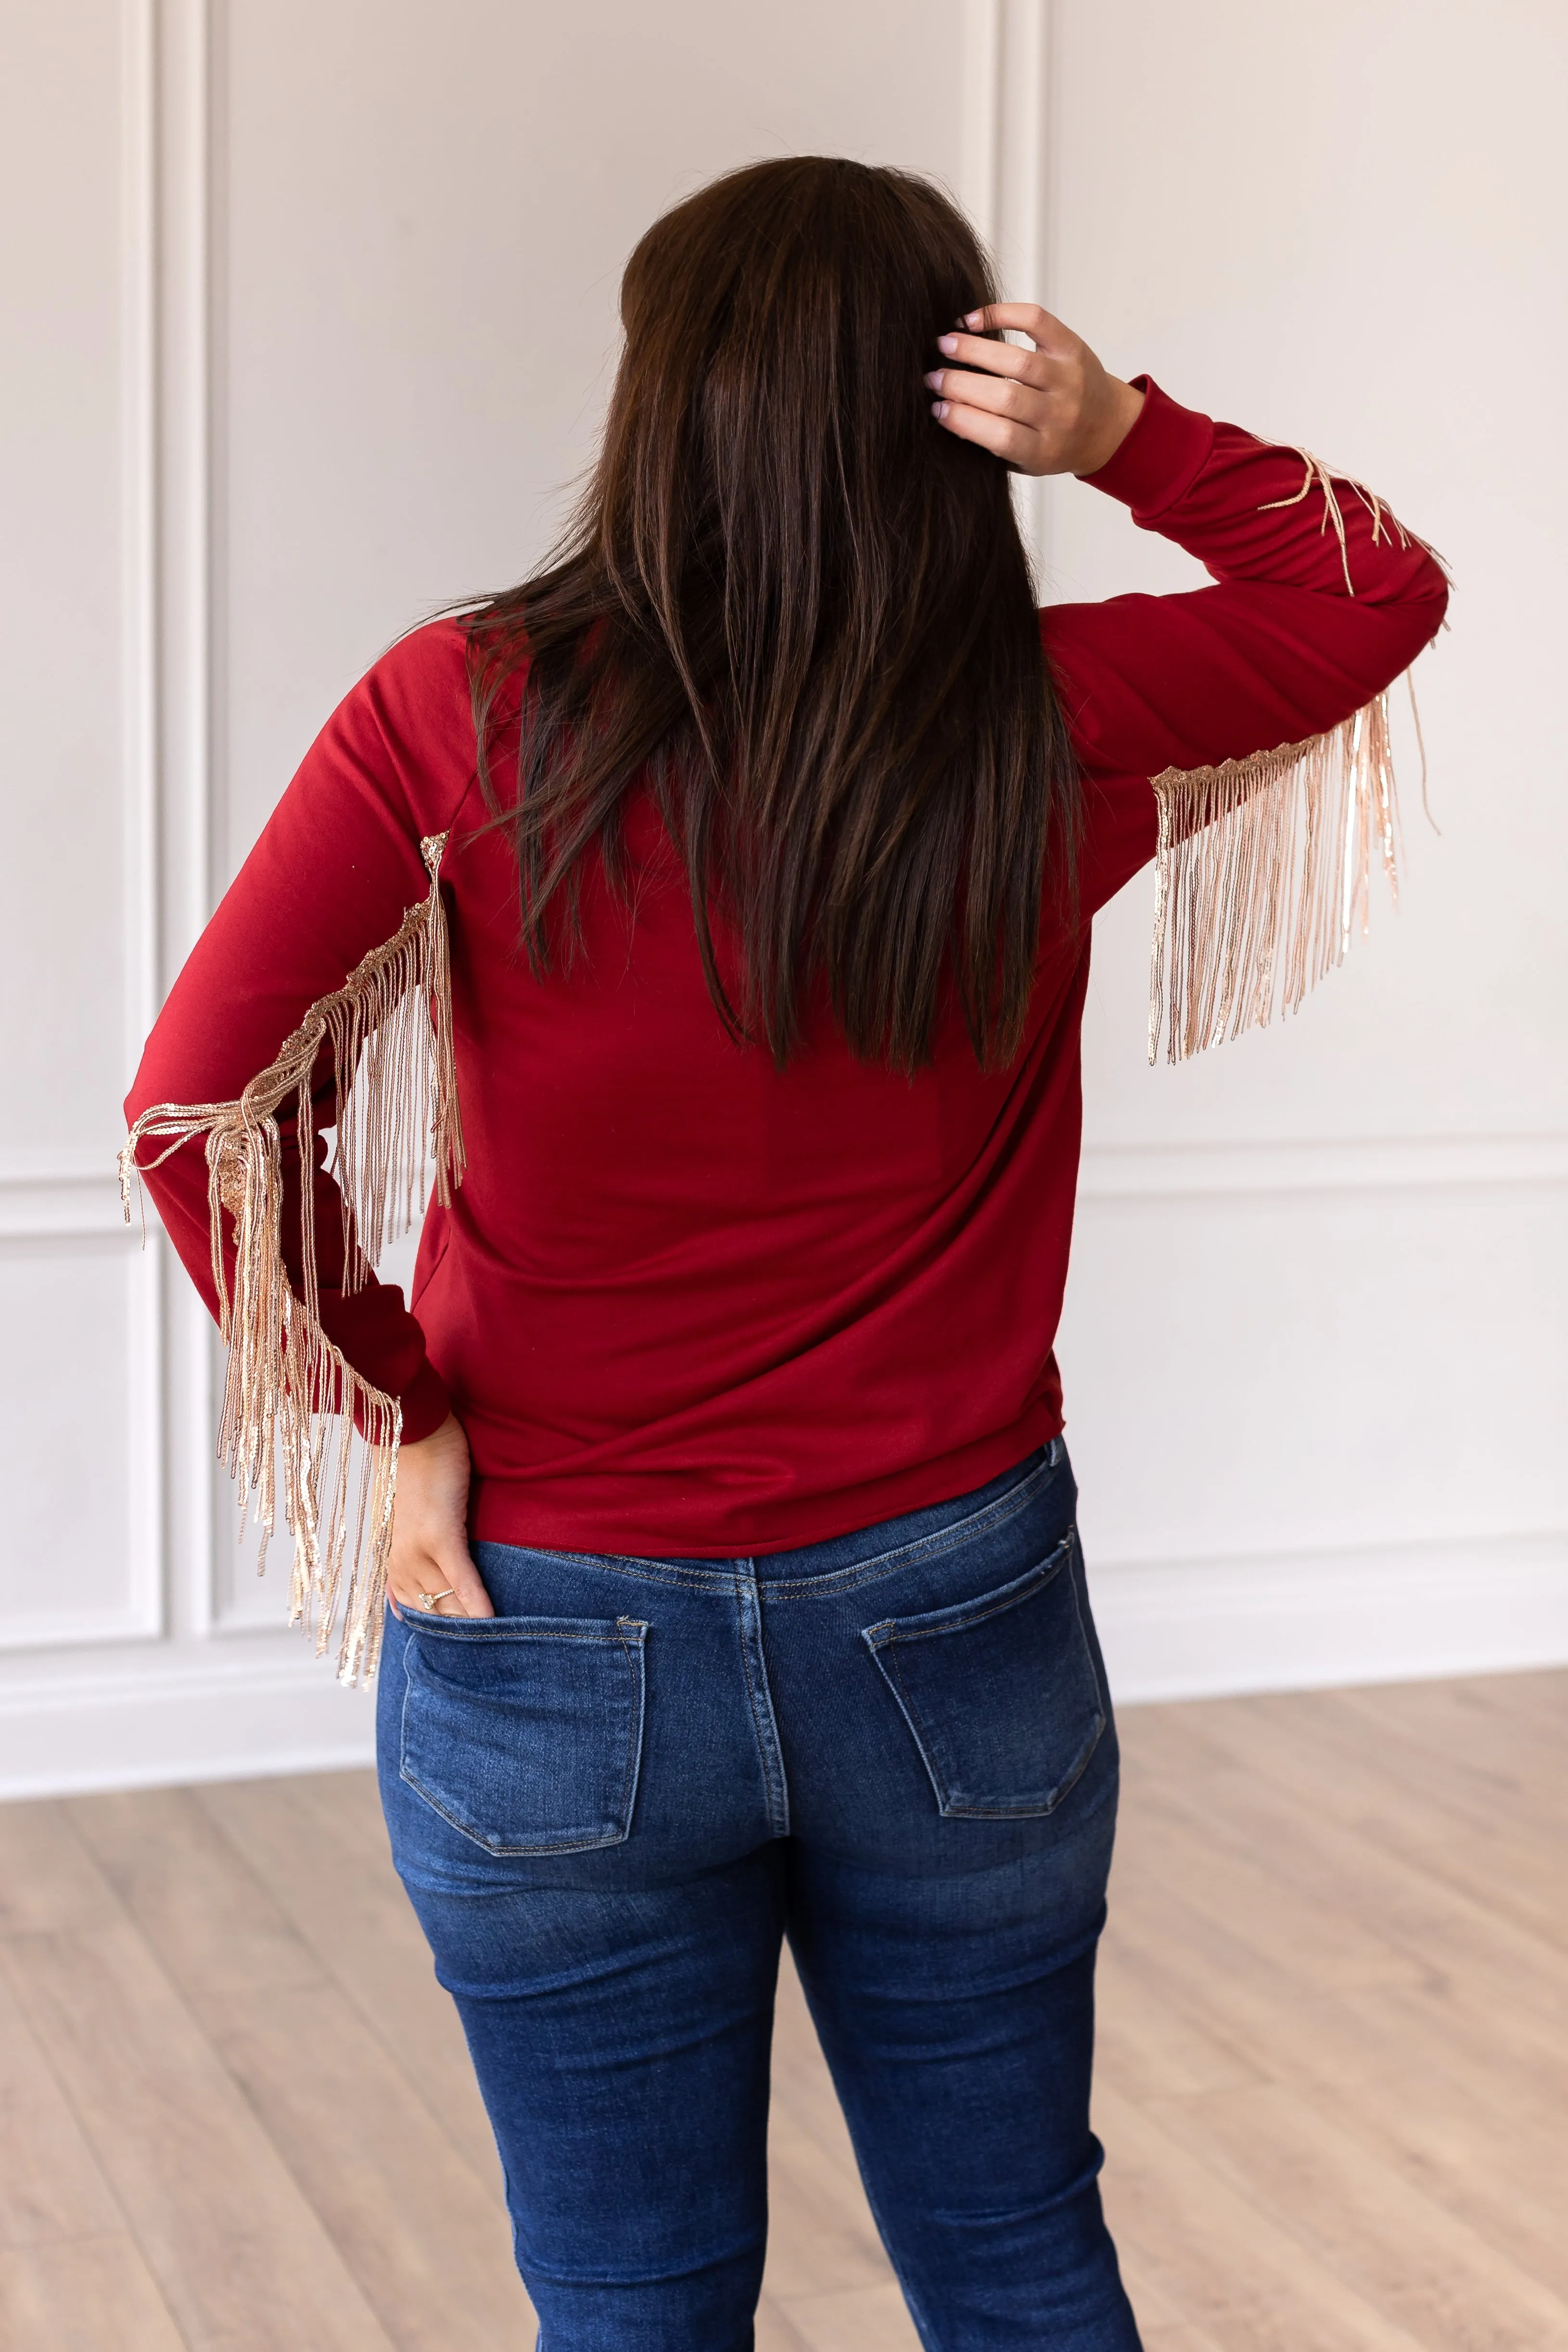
[611,1615,647,1837]
[398,1617,649,1856]
[880,1627,1104,1818]
[406,1622,632,1643]
[863,1533,1105,1820]
[864,1534,1074,1650]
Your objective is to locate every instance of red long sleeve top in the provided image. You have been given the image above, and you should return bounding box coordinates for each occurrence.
[126,381,1447,1557]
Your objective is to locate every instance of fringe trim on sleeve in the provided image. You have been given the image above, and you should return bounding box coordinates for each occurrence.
[119,834,466,1686]
[1257,447,1416,597]
[1147,693,1400,1065]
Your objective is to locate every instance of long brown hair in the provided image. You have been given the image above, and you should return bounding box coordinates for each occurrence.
[465,155,1077,1072]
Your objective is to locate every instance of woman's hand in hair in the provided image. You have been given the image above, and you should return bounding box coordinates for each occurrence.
[926,304,1144,478]
[386,1412,495,1620]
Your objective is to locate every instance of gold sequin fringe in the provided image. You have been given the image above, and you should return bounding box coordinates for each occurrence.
[1147,693,1401,1065]
[119,834,466,1686]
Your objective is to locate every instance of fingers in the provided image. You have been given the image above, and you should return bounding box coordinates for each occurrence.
[960,301,1070,349]
[930,396,1040,469]
[933,328,1048,385]
[926,305,1095,476]
[926,363,1047,427]
[438,1551,496,1618]
[389,1546,496,1621]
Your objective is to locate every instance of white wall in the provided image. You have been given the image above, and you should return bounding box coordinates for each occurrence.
[0,0,1562,1796]
[1039,0,1568,1693]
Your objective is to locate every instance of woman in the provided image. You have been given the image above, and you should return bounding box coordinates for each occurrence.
[124,158,1446,2350]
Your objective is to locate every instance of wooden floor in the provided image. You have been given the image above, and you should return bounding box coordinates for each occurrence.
[1,1669,1565,2350]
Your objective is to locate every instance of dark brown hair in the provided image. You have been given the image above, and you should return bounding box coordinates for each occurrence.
[465,155,1077,1072]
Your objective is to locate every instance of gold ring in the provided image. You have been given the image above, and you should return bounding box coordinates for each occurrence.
[418,1589,457,1612]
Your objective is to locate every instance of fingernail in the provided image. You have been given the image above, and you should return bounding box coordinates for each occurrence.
[932,399,948,420]
[938,333,958,355]
[923,370,943,390]
[964,310,983,327]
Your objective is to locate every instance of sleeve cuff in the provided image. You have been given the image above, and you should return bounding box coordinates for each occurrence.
[348,1356,451,1443]
[1078,376,1215,521]
[396,1359,454,1443]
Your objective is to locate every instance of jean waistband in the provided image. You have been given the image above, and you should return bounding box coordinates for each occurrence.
[751,1438,1065,1585]
[478,1440,1070,1601]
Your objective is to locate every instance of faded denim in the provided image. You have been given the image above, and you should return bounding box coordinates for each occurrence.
[378,1441,1141,2351]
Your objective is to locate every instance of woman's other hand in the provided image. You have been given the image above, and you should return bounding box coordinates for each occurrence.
[925,304,1145,478]
[387,1413,495,1620]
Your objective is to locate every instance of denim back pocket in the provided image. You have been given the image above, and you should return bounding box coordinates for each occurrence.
[861,1528,1104,1818]
[399,1613,648,1856]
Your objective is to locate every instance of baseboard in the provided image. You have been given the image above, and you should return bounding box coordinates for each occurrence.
[2,1536,1564,1800]
[1091,1529,1568,1704]
[0,1654,377,1802]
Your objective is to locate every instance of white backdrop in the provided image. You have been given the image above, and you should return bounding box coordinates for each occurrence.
[1,0,1563,1795]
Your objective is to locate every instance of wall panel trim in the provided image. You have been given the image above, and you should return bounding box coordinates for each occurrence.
[1078,1131,1568,1204]
[9,1128,1557,1247]
[1094,1527,1568,1704]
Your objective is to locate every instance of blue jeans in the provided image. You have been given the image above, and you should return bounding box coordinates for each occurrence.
[377,1441,1140,2351]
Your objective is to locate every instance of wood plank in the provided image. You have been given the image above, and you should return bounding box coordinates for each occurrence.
[770,1950,870,2186]
[0,2234,187,2352]
[0,1967,122,2249]
[755,2292,819,2350]
[1106,1845,1568,2146]
[1116,1698,1245,1793]
[65,1784,325,2003]
[773,2278,923,2351]
[195,1773,504,2196]
[1334,1665,1568,1744]
[1095,1932,1262,2100]
[66,1775,533,2344]
[1458,1665,1568,1734]
[1109,1755,1568,2083]
[1316,1678,1568,1834]
[1103,1864,1387,2092]
[1,1922,397,2352]
[760,2116,896,2303]
[1283,1982,1568,2306]
[1095,2083,1433,2352]
[1133,2328,1231,2352]
[199,1974,535,2352]
[0,1799,121,1936]
[1112,1784,1421,1994]
[1111,2252,1229,2352]
[1102,1868,1568,2296]
[1144,2078,1568,2350]
[1176,1690,1568,1956]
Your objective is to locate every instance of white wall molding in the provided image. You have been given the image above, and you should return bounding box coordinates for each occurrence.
[0,1169,131,1240]
[122,0,160,1062]
[0,1651,375,1800]
[25,1122,1554,1248]
[0,0,170,1662]
[1095,1528,1568,1706]
[958,0,1003,241]
[1079,1131,1568,1203]
[959,0,1052,574]
[153,0,220,1642]
[2,1523,1563,1796]
[0,2,183,1672]
[0,1233,164,1653]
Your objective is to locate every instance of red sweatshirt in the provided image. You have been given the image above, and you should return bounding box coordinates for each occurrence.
[125,381,1447,1558]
